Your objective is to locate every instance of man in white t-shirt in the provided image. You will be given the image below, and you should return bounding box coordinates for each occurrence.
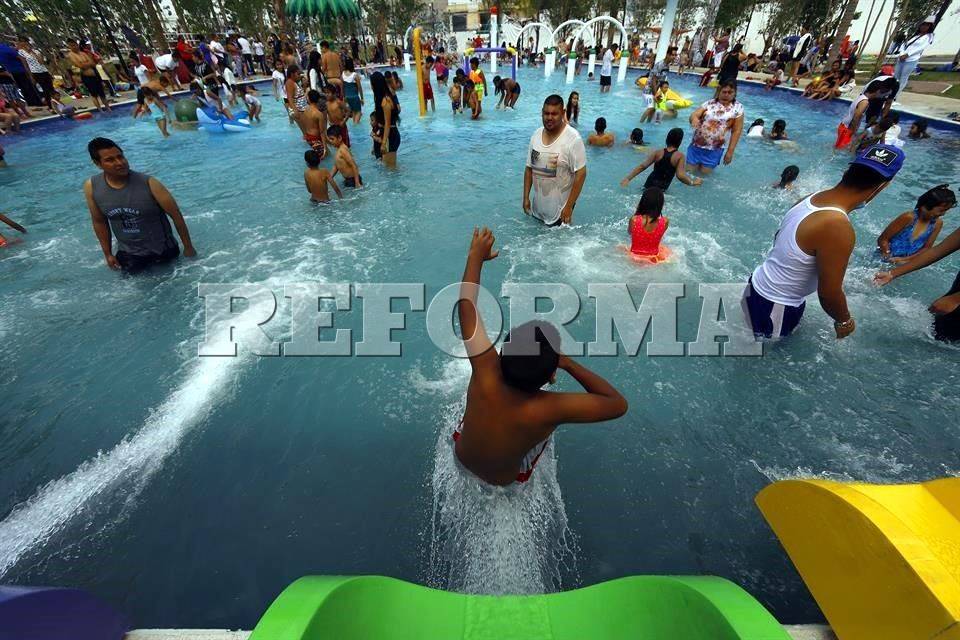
[153,51,182,88]
[237,34,253,76]
[523,94,588,226]
[133,61,149,86]
[209,35,225,69]
[599,44,616,93]
[271,61,286,101]
[253,38,266,74]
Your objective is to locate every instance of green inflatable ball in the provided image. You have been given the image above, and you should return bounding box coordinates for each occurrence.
[174,98,199,122]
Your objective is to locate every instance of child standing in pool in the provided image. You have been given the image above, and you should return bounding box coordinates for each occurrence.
[136,87,171,138]
[465,80,481,120]
[328,125,362,188]
[422,56,436,112]
[628,187,671,263]
[877,185,955,262]
[342,58,364,123]
[448,77,463,114]
[303,149,342,204]
[468,57,486,103]
[566,91,579,124]
[370,112,383,159]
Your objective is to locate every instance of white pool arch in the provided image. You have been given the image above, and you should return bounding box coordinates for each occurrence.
[567,16,629,83]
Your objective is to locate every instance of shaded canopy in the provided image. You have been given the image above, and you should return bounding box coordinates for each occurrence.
[286,0,362,20]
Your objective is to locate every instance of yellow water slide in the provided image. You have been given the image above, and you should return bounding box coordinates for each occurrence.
[756,478,960,640]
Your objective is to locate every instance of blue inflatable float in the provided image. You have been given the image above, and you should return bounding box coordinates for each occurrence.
[196,106,251,133]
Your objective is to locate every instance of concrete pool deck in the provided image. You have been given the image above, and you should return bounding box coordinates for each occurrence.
[125,625,837,639]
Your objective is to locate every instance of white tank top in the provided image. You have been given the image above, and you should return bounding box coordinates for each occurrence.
[751,193,848,306]
[841,94,868,127]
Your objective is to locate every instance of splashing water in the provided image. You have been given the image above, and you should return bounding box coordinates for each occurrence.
[0,356,239,578]
[426,403,579,595]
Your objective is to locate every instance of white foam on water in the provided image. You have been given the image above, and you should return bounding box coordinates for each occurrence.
[0,355,238,577]
[426,401,579,595]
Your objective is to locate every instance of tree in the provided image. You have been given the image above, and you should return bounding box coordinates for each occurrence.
[824,0,859,62]
[694,0,722,55]
[715,0,756,33]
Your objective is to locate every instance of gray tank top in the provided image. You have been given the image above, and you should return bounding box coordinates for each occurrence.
[91,171,177,257]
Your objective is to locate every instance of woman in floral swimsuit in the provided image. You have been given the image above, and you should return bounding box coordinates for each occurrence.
[686,80,745,175]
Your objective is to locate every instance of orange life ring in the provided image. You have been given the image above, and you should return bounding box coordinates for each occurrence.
[74,112,93,120]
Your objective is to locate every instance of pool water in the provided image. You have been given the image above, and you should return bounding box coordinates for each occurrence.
[1,67,958,628]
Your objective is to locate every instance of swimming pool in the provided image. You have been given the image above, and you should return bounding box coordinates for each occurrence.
[1,67,958,628]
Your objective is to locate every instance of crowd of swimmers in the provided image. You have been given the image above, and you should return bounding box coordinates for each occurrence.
[5,37,960,501]
[2,42,958,344]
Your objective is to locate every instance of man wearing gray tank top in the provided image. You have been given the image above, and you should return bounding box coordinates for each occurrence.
[83,137,196,272]
[743,145,904,339]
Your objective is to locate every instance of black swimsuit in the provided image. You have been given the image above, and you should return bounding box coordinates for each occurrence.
[644,149,677,191]
[934,271,960,342]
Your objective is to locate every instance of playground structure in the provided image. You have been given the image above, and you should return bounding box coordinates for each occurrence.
[513,22,556,78]
[463,47,517,88]
[566,16,629,84]
[413,27,426,116]
[402,24,415,71]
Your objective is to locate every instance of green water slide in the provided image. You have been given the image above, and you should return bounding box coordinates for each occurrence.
[250,575,790,640]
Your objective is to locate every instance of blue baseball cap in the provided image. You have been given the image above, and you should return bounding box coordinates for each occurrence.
[851,144,905,179]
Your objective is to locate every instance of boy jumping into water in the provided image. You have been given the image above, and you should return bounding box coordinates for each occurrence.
[453,227,628,486]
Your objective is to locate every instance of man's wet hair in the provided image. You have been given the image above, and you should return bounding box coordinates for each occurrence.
[500,321,561,391]
[543,94,564,109]
[88,137,121,162]
[304,150,321,167]
[595,117,606,133]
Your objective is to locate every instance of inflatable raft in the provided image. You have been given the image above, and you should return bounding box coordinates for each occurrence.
[635,77,693,108]
[196,105,251,133]
[757,477,960,640]
[249,575,790,640]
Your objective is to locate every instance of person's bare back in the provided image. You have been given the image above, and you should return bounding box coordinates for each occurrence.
[322,50,343,82]
[303,103,326,139]
[304,166,339,202]
[326,96,347,127]
[454,228,628,486]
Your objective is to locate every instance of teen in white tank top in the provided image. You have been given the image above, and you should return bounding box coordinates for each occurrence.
[751,193,848,306]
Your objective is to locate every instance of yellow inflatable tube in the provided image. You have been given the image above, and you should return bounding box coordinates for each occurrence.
[634,77,692,109]
[756,477,960,640]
